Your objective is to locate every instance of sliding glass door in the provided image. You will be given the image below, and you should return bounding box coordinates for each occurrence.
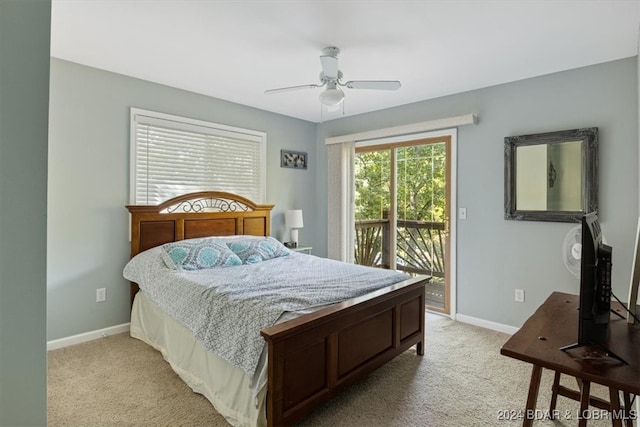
[354,136,451,313]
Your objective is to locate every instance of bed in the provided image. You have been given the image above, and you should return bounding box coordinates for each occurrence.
[124,191,429,427]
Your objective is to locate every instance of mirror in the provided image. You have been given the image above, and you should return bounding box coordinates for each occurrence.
[504,128,598,222]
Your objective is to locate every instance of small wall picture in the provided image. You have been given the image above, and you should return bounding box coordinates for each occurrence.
[281,149,307,169]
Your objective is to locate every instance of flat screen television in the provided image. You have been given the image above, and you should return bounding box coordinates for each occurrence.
[561,212,624,362]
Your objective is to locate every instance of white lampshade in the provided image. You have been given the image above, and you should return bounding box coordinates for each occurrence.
[285,210,303,245]
[285,210,304,229]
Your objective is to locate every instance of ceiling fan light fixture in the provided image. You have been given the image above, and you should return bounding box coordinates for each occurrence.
[265,46,401,113]
[319,83,344,106]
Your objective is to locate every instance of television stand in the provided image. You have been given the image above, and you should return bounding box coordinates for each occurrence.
[559,308,629,365]
[559,341,628,365]
[611,309,626,320]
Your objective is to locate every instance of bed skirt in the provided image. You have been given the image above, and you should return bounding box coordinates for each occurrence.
[130,291,268,427]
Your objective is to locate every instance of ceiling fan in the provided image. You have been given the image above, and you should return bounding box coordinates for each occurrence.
[265,46,401,107]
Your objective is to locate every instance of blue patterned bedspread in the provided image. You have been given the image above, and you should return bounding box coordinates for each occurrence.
[123,249,409,380]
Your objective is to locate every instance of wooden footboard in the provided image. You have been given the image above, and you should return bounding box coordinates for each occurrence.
[261,275,427,426]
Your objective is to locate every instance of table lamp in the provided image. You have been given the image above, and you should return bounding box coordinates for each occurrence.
[285,209,304,247]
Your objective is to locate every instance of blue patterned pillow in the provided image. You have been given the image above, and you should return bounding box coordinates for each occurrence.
[161,238,242,270]
[226,236,290,264]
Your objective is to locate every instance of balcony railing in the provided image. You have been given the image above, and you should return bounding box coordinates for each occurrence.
[355,217,446,278]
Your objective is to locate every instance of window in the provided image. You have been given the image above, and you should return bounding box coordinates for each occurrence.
[130,108,266,205]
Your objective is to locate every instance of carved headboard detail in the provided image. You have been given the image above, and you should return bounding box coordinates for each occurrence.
[126,191,274,302]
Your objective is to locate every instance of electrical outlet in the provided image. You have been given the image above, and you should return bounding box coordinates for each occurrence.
[96,288,106,302]
[515,289,525,303]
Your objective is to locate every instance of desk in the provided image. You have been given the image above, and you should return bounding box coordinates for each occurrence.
[501,292,639,427]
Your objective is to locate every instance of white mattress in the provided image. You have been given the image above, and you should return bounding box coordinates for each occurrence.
[130,291,268,427]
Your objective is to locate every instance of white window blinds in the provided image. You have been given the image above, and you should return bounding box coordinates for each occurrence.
[130,108,266,205]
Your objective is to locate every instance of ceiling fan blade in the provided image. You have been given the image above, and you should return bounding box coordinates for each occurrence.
[320,55,339,79]
[344,80,401,90]
[264,83,322,94]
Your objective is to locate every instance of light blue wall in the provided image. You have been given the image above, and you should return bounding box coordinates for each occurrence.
[315,58,639,328]
[47,59,317,340]
[0,1,50,424]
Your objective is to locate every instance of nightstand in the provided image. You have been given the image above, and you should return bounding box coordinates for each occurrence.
[290,246,312,254]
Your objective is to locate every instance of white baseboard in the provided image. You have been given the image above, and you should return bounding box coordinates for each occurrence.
[47,323,130,351]
[46,316,517,350]
[455,314,519,335]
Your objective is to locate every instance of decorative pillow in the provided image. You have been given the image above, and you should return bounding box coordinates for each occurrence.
[226,236,290,264]
[161,238,242,270]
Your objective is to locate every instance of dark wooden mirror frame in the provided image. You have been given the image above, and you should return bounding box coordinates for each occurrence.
[504,127,598,223]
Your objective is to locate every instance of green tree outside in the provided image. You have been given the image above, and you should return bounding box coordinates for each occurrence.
[355,143,446,222]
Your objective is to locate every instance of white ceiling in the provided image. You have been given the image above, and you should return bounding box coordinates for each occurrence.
[51,0,640,123]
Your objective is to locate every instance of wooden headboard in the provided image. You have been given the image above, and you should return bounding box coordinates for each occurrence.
[126,191,274,302]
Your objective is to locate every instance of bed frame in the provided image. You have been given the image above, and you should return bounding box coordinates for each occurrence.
[127,191,428,427]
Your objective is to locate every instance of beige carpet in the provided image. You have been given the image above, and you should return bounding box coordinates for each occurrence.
[48,314,634,426]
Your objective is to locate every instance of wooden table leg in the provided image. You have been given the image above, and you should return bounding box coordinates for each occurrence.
[622,392,633,427]
[549,371,561,418]
[578,380,591,427]
[523,365,543,427]
[608,387,622,427]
